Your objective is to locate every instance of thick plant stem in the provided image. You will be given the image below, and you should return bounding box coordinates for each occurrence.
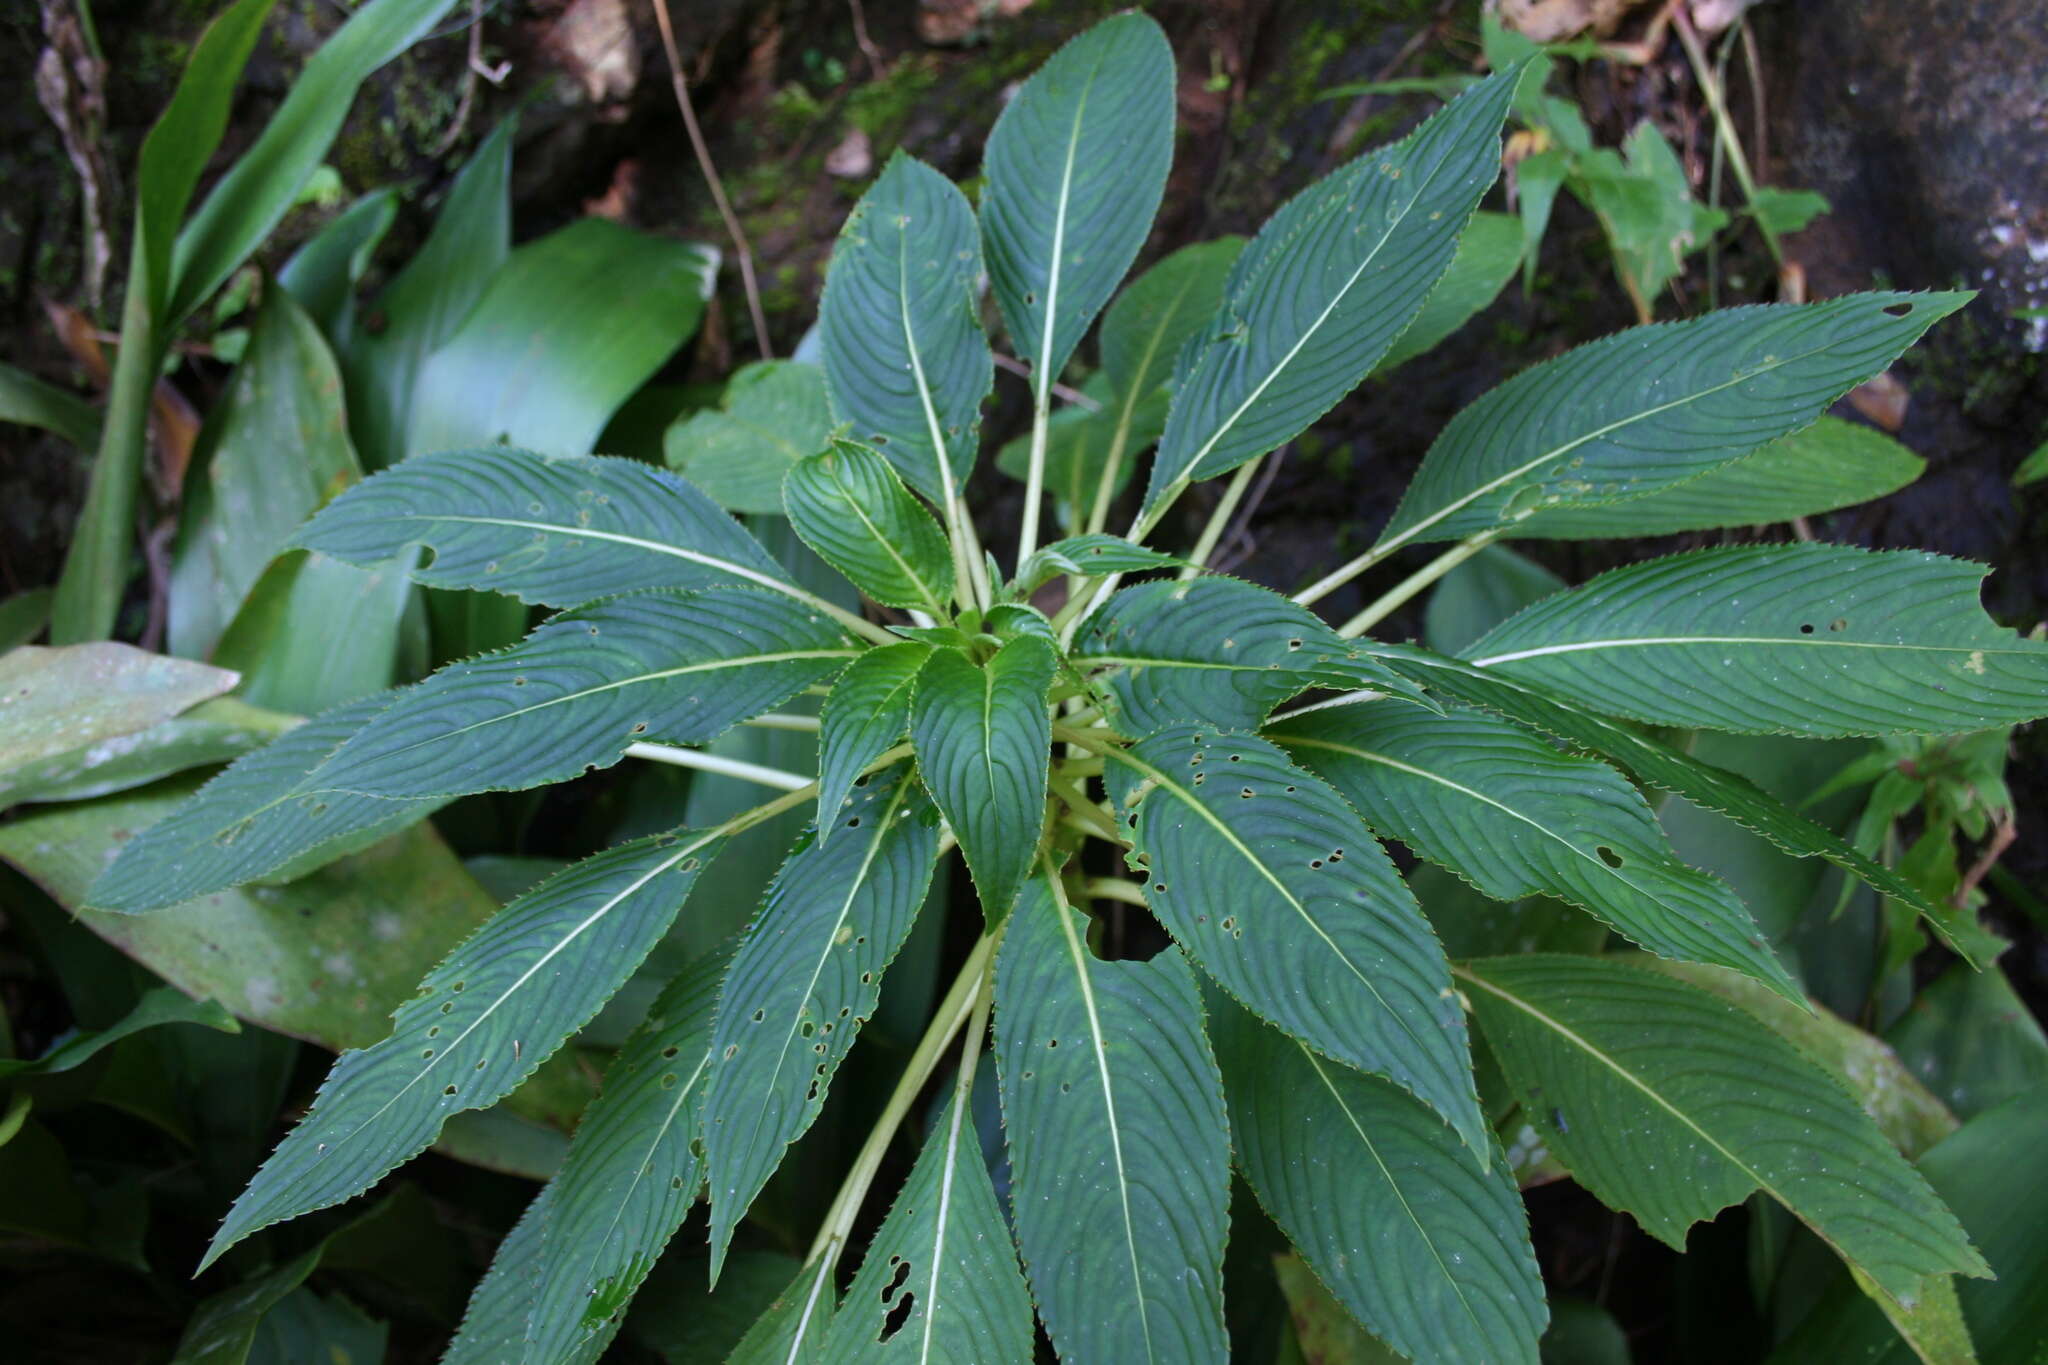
[1336,531,1497,638]
[1179,458,1261,579]
[1049,772,1122,843]
[1083,876,1149,907]
[805,928,999,1264]
[622,744,811,791]
[1018,380,1054,570]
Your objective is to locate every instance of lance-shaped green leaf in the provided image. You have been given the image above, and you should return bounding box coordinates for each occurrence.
[818,1090,1035,1363]
[980,11,1175,390]
[816,642,928,841]
[1100,239,1246,404]
[1015,535,1185,594]
[0,643,237,788]
[994,880,1230,1365]
[1074,577,1429,737]
[203,831,722,1267]
[1103,725,1486,1152]
[1273,702,1796,998]
[295,447,792,607]
[1459,955,1987,1307]
[1507,416,1925,539]
[1364,642,1992,964]
[1146,69,1518,506]
[291,587,855,800]
[1212,997,1546,1365]
[666,360,834,515]
[728,1258,837,1365]
[819,153,991,505]
[1465,544,2048,737]
[703,763,942,1275]
[523,947,730,1364]
[1378,291,1968,549]
[784,440,954,615]
[87,692,446,913]
[909,638,1055,924]
[0,985,239,1079]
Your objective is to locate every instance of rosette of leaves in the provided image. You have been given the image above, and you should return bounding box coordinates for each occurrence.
[86,13,2039,1362]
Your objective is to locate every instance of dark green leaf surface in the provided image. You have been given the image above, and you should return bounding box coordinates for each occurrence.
[1461,955,1986,1305]
[703,763,942,1274]
[1379,292,1968,548]
[820,153,992,505]
[295,447,792,606]
[1147,69,1517,504]
[278,186,398,340]
[404,219,715,460]
[995,881,1230,1364]
[1214,997,1546,1365]
[1074,577,1430,737]
[816,642,929,841]
[299,588,853,800]
[818,1091,1035,1363]
[1508,416,1924,539]
[1099,239,1245,404]
[1274,702,1795,997]
[1466,545,2048,736]
[205,832,720,1266]
[0,361,99,449]
[1105,724,1486,1152]
[1368,643,1995,963]
[441,1187,549,1364]
[910,638,1055,923]
[980,11,1176,389]
[1423,545,1565,657]
[86,694,447,913]
[523,948,731,1364]
[784,439,954,613]
[726,1258,837,1364]
[0,985,238,1079]
[666,360,834,515]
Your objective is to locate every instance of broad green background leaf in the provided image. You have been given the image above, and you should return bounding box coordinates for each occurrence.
[442,1185,550,1364]
[910,637,1055,923]
[703,763,941,1273]
[1100,238,1245,401]
[1148,69,1517,504]
[407,220,716,462]
[171,1247,323,1365]
[1275,702,1795,996]
[817,642,928,840]
[995,881,1230,1365]
[1273,1251,1405,1365]
[1074,577,1427,737]
[1509,416,1925,539]
[1105,724,1486,1152]
[1379,292,1968,548]
[819,153,992,505]
[168,0,463,321]
[1461,955,1986,1306]
[623,1251,807,1363]
[0,696,290,806]
[168,281,371,661]
[86,694,445,912]
[1574,121,1727,310]
[51,0,278,643]
[0,643,236,791]
[0,360,99,448]
[784,440,953,613]
[0,589,52,652]
[1886,963,2048,1122]
[980,11,1176,390]
[277,186,398,342]
[1466,544,2048,736]
[0,985,238,1079]
[666,360,833,515]
[205,831,719,1266]
[341,116,513,471]
[1369,644,1991,964]
[523,947,731,1364]
[726,1257,837,1364]
[296,447,792,606]
[1376,210,1522,373]
[995,372,1166,523]
[210,549,414,715]
[0,776,554,1113]
[818,1091,1034,1363]
[273,587,853,801]
[1214,996,1546,1365]
[1765,1086,2048,1365]
[1423,545,1564,657]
